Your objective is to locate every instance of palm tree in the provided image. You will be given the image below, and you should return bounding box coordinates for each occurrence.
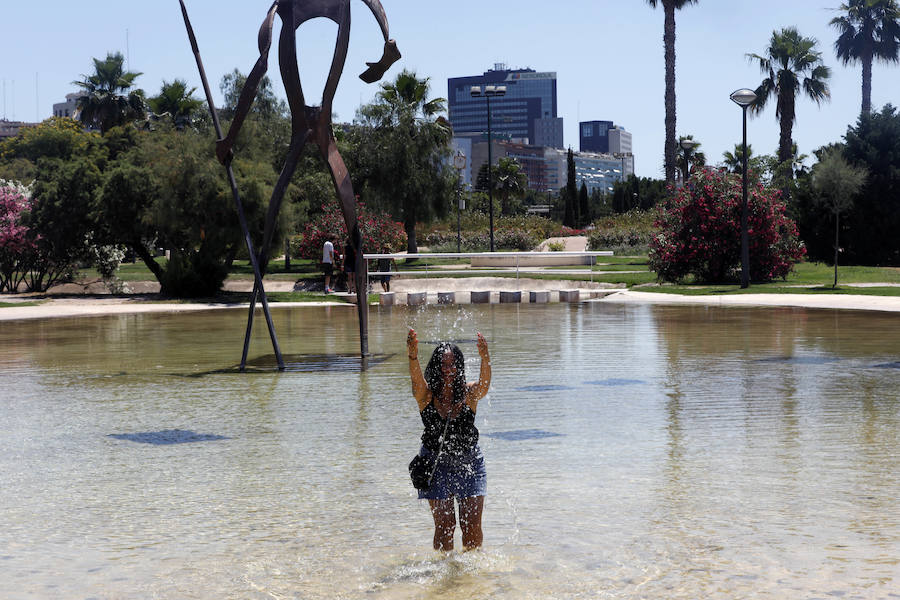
[73,52,146,133]
[722,144,754,173]
[831,0,900,115]
[675,134,706,181]
[493,157,528,216]
[148,79,204,130]
[646,0,699,184]
[748,28,831,166]
[355,69,452,253]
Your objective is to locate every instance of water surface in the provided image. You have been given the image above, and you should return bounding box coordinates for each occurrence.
[1,303,898,598]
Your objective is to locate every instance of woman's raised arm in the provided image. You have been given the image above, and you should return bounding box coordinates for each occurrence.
[407,329,430,411]
[466,332,491,410]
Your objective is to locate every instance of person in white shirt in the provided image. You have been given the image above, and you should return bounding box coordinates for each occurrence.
[322,239,335,293]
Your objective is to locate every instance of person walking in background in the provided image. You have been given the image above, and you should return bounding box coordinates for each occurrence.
[406,328,492,551]
[377,256,395,292]
[322,238,335,293]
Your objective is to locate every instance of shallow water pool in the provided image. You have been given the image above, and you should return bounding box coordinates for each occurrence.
[1,302,898,598]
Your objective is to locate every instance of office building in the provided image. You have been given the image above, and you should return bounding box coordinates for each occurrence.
[545,148,634,195]
[580,120,632,155]
[448,64,563,149]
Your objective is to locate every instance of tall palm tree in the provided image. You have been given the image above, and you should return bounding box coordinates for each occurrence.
[646,0,698,184]
[148,79,204,130]
[748,28,831,166]
[73,52,146,133]
[831,0,900,115]
[355,69,452,253]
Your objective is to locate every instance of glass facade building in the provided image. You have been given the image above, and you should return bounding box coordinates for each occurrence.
[448,64,561,148]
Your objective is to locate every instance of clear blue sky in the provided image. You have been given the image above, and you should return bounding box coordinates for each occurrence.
[2,0,898,178]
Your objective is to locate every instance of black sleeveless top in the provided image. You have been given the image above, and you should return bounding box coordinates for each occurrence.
[420,402,479,456]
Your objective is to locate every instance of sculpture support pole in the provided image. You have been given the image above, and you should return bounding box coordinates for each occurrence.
[179,0,284,371]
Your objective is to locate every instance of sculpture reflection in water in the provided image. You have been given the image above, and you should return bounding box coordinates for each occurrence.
[180,0,401,369]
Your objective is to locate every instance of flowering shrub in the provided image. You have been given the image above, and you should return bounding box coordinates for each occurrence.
[550,226,587,237]
[0,185,34,292]
[588,210,657,252]
[424,228,540,252]
[649,168,805,283]
[291,200,407,260]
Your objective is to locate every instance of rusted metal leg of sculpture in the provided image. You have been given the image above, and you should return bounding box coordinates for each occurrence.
[322,136,369,358]
[240,131,309,370]
[179,0,283,372]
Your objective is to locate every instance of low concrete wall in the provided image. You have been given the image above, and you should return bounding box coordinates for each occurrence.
[471,254,593,267]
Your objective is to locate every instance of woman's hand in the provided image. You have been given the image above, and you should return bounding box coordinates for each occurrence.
[476,331,489,358]
[407,328,418,359]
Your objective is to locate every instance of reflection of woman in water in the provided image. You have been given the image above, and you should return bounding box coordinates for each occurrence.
[407,328,491,551]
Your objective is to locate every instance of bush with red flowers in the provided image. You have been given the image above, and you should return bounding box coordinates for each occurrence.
[290,200,407,261]
[649,168,805,283]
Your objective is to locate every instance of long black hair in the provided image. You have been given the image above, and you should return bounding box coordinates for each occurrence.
[423,342,467,404]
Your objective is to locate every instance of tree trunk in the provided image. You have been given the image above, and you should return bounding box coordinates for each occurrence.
[404,216,418,255]
[778,99,794,165]
[834,210,840,289]
[663,1,677,184]
[132,241,166,290]
[861,50,873,116]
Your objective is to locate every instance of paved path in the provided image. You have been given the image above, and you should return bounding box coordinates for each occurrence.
[600,289,900,312]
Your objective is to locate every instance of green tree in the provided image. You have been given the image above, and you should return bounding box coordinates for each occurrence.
[811,148,868,287]
[578,182,590,226]
[748,28,831,167]
[73,52,146,133]
[352,69,454,253]
[831,0,900,116]
[563,148,577,227]
[646,0,699,183]
[722,143,772,181]
[149,79,204,130]
[494,157,528,216]
[219,69,287,122]
[842,104,900,265]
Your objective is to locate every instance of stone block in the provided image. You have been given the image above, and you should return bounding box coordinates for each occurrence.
[379,292,395,306]
[529,291,550,303]
[407,292,427,306]
[558,290,580,303]
[470,291,491,304]
[437,291,456,305]
[499,291,522,303]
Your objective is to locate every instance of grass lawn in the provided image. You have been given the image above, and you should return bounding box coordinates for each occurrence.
[70,254,900,299]
[0,301,44,308]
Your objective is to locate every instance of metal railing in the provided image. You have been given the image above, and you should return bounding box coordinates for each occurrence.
[363,251,614,285]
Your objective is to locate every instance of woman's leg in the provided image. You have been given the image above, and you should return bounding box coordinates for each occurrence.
[428,498,456,551]
[458,495,484,550]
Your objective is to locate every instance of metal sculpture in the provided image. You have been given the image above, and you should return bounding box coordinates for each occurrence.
[180,0,400,370]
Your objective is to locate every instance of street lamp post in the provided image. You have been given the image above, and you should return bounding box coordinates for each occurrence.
[730,88,757,289]
[453,150,467,253]
[679,138,697,182]
[471,84,506,252]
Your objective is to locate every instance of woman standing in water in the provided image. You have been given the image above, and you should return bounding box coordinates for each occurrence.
[407,328,491,551]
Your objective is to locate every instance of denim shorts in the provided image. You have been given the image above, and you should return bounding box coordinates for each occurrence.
[416,444,487,500]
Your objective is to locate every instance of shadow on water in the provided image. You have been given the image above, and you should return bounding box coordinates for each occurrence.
[513,384,577,392]
[108,429,230,445]
[756,356,841,365]
[585,378,647,386]
[182,353,394,376]
[483,429,562,441]
[873,361,900,369]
